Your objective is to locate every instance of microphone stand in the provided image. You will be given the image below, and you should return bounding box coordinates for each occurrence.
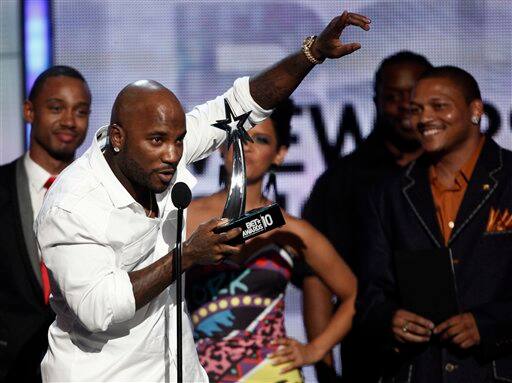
[172,181,191,383]
[174,205,184,383]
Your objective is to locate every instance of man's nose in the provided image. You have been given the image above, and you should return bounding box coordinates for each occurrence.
[398,92,412,113]
[60,108,76,128]
[162,144,182,164]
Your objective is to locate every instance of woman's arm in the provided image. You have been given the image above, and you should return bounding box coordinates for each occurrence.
[270,217,356,373]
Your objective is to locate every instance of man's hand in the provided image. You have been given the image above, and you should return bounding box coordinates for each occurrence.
[391,309,434,343]
[312,11,371,61]
[183,218,241,268]
[433,313,481,349]
[249,10,370,109]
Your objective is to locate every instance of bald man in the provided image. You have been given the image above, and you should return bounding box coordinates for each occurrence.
[34,11,370,382]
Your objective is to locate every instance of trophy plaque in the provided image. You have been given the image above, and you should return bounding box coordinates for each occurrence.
[212,99,285,244]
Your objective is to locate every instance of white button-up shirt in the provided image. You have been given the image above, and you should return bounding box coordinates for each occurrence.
[35,77,271,382]
[24,152,53,221]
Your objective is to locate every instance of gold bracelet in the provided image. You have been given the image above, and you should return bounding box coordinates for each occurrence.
[302,35,324,65]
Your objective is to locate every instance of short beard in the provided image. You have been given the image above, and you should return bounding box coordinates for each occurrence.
[118,155,161,193]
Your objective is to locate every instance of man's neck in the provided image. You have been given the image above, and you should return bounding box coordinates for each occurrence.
[384,138,423,167]
[430,133,483,186]
[29,145,73,175]
[104,150,151,209]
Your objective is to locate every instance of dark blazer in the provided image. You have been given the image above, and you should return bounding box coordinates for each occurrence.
[358,138,512,383]
[0,158,54,382]
[302,131,405,382]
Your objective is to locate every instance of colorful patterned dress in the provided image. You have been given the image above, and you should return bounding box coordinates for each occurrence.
[186,243,304,383]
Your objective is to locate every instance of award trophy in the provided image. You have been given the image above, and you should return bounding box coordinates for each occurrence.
[213,99,285,244]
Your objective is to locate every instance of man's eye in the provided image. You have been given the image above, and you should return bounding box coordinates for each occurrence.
[76,109,90,117]
[152,137,162,144]
[433,103,447,110]
[410,106,421,114]
[49,105,62,112]
[384,93,401,102]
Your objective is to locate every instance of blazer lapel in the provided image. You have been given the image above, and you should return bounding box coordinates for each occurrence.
[402,158,444,248]
[449,139,503,245]
[15,158,43,290]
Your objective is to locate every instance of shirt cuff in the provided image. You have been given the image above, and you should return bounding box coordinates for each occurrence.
[231,76,273,127]
[111,269,136,324]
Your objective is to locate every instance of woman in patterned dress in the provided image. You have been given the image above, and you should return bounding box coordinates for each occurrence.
[186,100,356,382]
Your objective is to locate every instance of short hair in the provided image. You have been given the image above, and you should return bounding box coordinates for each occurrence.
[374,51,433,95]
[418,66,482,104]
[269,98,295,148]
[28,65,87,102]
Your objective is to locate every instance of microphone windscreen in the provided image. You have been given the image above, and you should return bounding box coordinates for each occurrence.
[171,182,192,209]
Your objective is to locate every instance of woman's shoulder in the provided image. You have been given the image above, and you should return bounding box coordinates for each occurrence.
[279,209,316,236]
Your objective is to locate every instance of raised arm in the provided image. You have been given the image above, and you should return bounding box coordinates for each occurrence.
[249,11,370,109]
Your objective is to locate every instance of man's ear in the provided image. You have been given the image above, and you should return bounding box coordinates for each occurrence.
[23,100,34,124]
[469,99,484,121]
[273,145,288,166]
[109,124,125,151]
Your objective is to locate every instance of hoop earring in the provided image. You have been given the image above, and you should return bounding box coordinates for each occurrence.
[264,164,278,199]
[218,165,227,187]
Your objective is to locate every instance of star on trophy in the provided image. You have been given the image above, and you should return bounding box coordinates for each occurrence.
[212,99,285,244]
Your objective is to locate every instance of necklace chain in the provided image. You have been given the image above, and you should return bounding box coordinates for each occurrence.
[147,192,153,217]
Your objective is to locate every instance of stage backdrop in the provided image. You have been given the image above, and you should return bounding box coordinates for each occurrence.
[52,1,511,379]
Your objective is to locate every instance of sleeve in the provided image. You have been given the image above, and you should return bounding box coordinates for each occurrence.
[471,300,512,361]
[302,169,332,236]
[36,207,136,333]
[355,187,400,350]
[183,76,273,164]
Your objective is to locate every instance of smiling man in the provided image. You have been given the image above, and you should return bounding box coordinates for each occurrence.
[34,11,371,382]
[358,66,512,382]
[0,66,91,382]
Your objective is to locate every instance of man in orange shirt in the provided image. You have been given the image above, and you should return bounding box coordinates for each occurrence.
[358,66,512,382]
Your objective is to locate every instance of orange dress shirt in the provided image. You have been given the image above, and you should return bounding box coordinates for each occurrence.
[430,137,485,244]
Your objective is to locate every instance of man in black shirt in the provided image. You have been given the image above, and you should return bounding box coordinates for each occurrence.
[301,51,432,382]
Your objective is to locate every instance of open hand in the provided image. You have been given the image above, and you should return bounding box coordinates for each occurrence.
[392,309,434,343]
[313,11,371,61]
[268,338,323,374]
[183,218,241,267]
[434,313,481,349]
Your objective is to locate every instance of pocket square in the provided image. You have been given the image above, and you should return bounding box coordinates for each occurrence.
[486,207,512,233]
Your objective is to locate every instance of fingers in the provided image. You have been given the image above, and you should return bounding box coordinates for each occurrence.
[393,309,434,331]
[207,217,229,230]
[433,313,480,349]
[268,339,301,371]
[333,11,371,32]
[392,309,433,343]
[219,226,242,241]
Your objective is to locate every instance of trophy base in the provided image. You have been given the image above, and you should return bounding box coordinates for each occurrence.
[214,203,285,245]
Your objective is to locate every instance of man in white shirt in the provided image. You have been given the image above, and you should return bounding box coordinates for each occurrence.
[35,11,371,382]
[0,66,91,382]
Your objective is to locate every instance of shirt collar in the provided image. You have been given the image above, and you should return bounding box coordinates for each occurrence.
[429,135,486,190]
[88,126,197,210]
[24,152,53,192]
[88,126,138,208]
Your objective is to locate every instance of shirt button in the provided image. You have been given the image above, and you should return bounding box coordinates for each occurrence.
[445,363,457,372]
[448,221,455,229]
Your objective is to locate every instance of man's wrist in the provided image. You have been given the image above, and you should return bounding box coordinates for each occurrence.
[310,40,325,62]
[302,36,325,65]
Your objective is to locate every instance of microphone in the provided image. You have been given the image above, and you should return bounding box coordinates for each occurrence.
[171,182,192,209]
[170,181,191,383]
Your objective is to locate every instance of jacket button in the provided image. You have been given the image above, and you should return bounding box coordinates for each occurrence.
[445,363,457,373]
